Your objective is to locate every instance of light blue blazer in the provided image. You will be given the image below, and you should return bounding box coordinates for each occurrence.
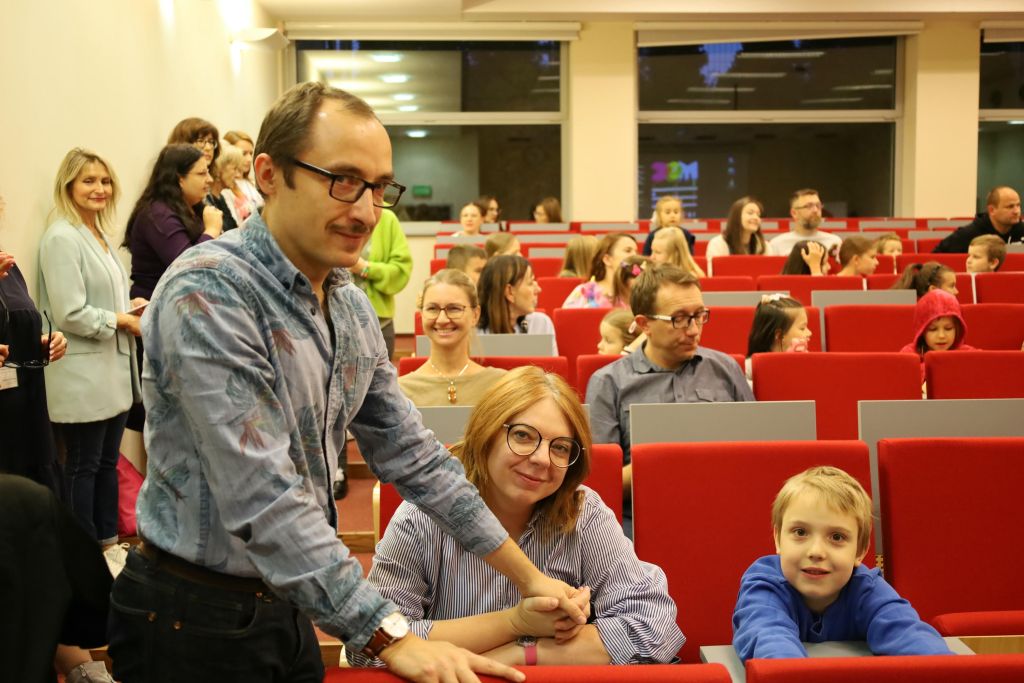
[37,217,140,423]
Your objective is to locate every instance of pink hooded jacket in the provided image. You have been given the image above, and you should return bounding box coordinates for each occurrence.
[900,289,975,382]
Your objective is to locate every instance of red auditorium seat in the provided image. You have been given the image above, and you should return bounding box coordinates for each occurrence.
[1003,253,1024,271]
[961,303,1024,349]
[325,664,732,683]
[552,307,612,386]
[694,255,708,274]
[756,275,863,307]
[700,276,756,291]
[575,353,618,399]
[878,437,1024,633]
[430,257,446,274]
[974,272,1024,303]
[866,273,899,290]
[875,253,897,274]
[631,440,873,663]
[752,353,920,440]
[377,443,627,539]
[823,305,914,352]
[745,654,1024,683]
[528,257,563,278]
[916,236,943,252]
[699,306,822,356]
[536,276,583,312]
[397,356,569,382]
[925,350,1024,399]
[896,252,966,274]
[709,255,788,278]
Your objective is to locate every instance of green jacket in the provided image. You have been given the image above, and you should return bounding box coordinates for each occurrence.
[356,209,412,319]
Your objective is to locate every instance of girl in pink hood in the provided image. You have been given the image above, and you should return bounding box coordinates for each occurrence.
[900,289,976,385]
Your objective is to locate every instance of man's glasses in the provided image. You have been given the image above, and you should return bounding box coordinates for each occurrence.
[647,309,710,330]
[292,159,406,208]
[422,304,467,321]
[794,202,823,211]
[0,294,51,369]
[503,423,583,468]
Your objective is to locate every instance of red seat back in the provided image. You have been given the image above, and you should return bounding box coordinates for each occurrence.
[710,255,788,278]
[1003,253,1024,271]
[975,272,1024,303]
[926,350,1024,399]
[552,307,613,386]
[536,276,583,312]
[866,273,899,290]
[528,257,563,278]
[377,443,627,540]
[575,353,619,399]
[745,654,1024,683]
[823,305,914,352]
[430,258,446,274]
[752,353,921,440]
[961,303,1024,350]
[699,306,822,356]
[756,275,863,307]
[700,276,756,291]
[632,440,873,662]
[879,437,1024,622]
[897,252,965,273]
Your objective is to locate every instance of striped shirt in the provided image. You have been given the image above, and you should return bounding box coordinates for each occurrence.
[351,486,684,665]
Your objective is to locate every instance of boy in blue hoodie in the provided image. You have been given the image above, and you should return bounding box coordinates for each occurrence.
[732,466,951,661]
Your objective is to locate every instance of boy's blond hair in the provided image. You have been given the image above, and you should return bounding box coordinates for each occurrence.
[772,466,873,557]
[970,234,1007,270]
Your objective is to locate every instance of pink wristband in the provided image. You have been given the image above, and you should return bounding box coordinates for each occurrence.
[522,641,537,665]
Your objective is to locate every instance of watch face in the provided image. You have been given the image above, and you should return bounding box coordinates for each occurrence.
[381,612,410,639]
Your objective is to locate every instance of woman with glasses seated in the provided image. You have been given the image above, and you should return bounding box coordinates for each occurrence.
[37,149,141,549]
[0,196,67,491]
[167,116,220,167]
[477,255,558,355]
[352,366,684,667]
[399,269,505,407]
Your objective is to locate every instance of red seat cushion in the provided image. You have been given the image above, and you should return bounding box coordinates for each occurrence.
[745,654,1024,683]
[325,664,733,683]
[932,610,1024,637]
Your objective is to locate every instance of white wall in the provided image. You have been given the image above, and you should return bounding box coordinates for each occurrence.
[0,0,280,295]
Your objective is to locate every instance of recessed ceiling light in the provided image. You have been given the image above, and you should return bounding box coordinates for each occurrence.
[406,130,428,138]
[372,54,402,63]
[381,74,409,84]
[398,105,419,112]
[1008,120,1024,125]
[393,93,415,101]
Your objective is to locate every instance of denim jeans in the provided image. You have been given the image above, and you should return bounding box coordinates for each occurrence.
[60,411,128,543]
[108,549,324,683]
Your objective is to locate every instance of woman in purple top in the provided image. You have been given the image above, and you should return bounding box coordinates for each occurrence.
[123,144,223,300]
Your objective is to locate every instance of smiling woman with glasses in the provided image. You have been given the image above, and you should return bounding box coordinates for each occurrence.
[398,269,506,407]
[353,365,684,668]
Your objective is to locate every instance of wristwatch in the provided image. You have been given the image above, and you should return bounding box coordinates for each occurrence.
[516,635,538,665]
[361,611,410,658]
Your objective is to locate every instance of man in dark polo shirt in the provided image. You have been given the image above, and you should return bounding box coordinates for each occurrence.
[933,186,1023,253]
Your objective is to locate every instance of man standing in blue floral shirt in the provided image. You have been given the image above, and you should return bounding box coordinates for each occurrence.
[108,83,587,683]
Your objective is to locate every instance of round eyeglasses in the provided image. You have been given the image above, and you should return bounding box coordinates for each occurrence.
[503,423,582,468]
[422,304,467,321]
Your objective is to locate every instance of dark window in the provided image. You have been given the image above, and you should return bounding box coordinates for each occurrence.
[638,38,898,111]
[980,41,1024,109]
[637,123,894,218]
[977,121,1024,212]
[296,40,561,113]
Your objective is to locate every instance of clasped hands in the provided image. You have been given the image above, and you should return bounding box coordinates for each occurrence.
[509,581,592,644]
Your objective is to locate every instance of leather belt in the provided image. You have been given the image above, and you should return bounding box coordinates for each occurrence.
[136,541,270,594]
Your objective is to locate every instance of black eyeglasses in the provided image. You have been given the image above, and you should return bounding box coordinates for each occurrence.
[0,290,50,370]
[292,159,406,208]
[647,308,711,330]
[422,304,467,321]
[503,423,583,469]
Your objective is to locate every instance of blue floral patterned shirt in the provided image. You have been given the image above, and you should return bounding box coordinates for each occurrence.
[135,214,508,652]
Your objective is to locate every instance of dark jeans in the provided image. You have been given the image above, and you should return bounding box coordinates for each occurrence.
[59,411,128,543]
[108,549,324,683]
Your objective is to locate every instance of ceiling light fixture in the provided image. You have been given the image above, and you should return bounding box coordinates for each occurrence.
[381,74,409,84]
[372,54,402,63]
[393,93,415,101]
[406,130,428,138]
[398,105,419,112]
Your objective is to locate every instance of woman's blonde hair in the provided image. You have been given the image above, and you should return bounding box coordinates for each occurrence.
[653,227,705,278]
[560,235,599,279]
[52,148,121,234]
[449,366,592,533]
[485,232,520,258]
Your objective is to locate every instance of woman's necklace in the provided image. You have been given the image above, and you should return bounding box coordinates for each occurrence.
[429,360,471,404]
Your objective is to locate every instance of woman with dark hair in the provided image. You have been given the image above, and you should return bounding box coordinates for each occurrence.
[123,144,223,301]
[780,240,829,276]
[167,116,220,166]
[560,232,638,308]
[350,367,683,667]
[477,255,557,354]
[706,196,767,258]
[532,196,563,224]
[891,261,959,299]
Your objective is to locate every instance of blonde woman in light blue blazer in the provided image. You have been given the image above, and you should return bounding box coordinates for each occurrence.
[38,148,143,548]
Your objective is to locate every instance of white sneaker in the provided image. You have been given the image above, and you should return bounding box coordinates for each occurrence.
[103,542,130,578]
